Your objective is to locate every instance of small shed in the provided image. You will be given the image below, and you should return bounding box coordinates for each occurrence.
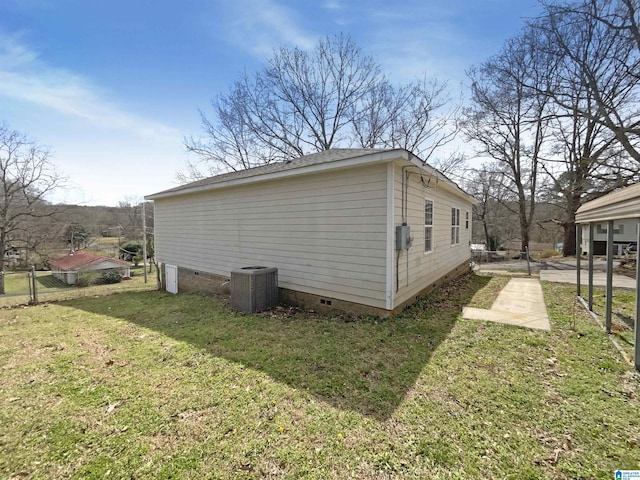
[50,251,131,285]
[575,182,640,370]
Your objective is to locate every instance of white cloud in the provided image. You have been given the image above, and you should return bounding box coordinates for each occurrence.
[213,0,316,57]
[323,1,343,11]
[0,33,181,143]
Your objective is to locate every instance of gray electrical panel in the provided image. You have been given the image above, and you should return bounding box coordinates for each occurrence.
[396,225,411,250]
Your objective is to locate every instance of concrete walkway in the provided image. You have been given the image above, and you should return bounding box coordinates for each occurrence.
[463,277,551,331]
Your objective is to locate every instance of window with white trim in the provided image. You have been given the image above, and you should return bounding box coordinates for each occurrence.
[597,223,624,234]
[451,207,460,245]
[424,199,433,252]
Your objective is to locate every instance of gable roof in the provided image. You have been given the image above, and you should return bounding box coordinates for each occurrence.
[576,182,640,223]
[148,148,387,199]
[146,148,475,203]
[50,251,131,271]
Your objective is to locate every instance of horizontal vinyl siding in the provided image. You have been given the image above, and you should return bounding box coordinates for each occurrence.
[392,165,473,307]
[155,164,388,308]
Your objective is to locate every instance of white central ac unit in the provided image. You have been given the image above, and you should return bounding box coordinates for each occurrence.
[230,266,278,313]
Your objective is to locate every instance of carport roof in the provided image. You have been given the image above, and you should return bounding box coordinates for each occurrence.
[575,182,640,223]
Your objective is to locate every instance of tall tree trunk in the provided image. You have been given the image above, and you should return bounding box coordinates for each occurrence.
[518,185,531,254]
[483,217,491,250]
[520,227,530,255]
[563,192,581,257]
[563,222,576,257]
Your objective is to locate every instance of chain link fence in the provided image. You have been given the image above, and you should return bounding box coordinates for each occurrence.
[1,267,157,307]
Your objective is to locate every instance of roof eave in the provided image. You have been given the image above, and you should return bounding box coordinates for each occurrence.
[404,153,477,205]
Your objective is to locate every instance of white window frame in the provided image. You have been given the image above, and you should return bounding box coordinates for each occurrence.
[597,223,623,234]
[424,198,434,253]
[451,207,460,245]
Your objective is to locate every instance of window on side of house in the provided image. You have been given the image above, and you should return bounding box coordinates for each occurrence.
[465,211,469,229]
[451,207,460,245]
[597,223,624,234]
[424,199,434,253]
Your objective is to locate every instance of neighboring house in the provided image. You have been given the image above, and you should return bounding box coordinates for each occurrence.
[146,148,476,316]
[580,218,638,255]
[50,251,131,285]
[4,245,27,268]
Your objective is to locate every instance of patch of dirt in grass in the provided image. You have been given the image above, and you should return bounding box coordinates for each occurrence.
[465,274,511,309]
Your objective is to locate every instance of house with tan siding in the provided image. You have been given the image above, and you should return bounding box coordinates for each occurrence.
[146,149,476,316]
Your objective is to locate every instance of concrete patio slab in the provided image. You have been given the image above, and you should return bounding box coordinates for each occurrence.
[462,277,551,330]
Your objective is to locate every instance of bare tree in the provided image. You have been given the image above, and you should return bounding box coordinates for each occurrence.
[506,2,640,254]
[0,124,64,294]
[539,102,636,254]
[183,34,459,180]
[351,77,461,171]
[464,29,553,252]
[467,163,531,250]
[540,0,640,162]
[117,195,144,239]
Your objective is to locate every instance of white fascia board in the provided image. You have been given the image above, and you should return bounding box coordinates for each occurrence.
[146,150,409,200]
[404,154,477,205]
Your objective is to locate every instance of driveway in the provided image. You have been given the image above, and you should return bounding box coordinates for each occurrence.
[539,269,636,289]
[475,258,619,273]
[476,260,635,288]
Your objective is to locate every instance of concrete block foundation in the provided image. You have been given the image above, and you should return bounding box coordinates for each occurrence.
[161,261,471,317]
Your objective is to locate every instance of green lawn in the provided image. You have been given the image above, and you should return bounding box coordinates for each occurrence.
[0,267,157,307]
[587,287,637,361]
[0,273,638,479]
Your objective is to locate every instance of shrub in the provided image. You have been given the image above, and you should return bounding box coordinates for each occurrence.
[101,270,122,284]
[121,241,142,262]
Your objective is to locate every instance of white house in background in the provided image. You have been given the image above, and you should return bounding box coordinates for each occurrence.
[50,251,131,285]
[146,149,476,316]
[580,219,639,255]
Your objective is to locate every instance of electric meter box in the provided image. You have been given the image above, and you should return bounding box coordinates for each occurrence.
[395,225,411,250]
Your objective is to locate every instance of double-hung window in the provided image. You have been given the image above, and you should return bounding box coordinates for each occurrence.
[451,207,460,245]
[424,199,433,253]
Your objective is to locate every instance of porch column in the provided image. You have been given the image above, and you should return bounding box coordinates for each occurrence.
[588,223,594,310]
[605,220,614,333]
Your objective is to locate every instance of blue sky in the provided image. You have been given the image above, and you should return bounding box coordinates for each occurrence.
[0,0,542,206]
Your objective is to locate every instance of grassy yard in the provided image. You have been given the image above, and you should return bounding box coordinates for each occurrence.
[587,287,637,361]
[0,267,157,307]
[0,273,638,479]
